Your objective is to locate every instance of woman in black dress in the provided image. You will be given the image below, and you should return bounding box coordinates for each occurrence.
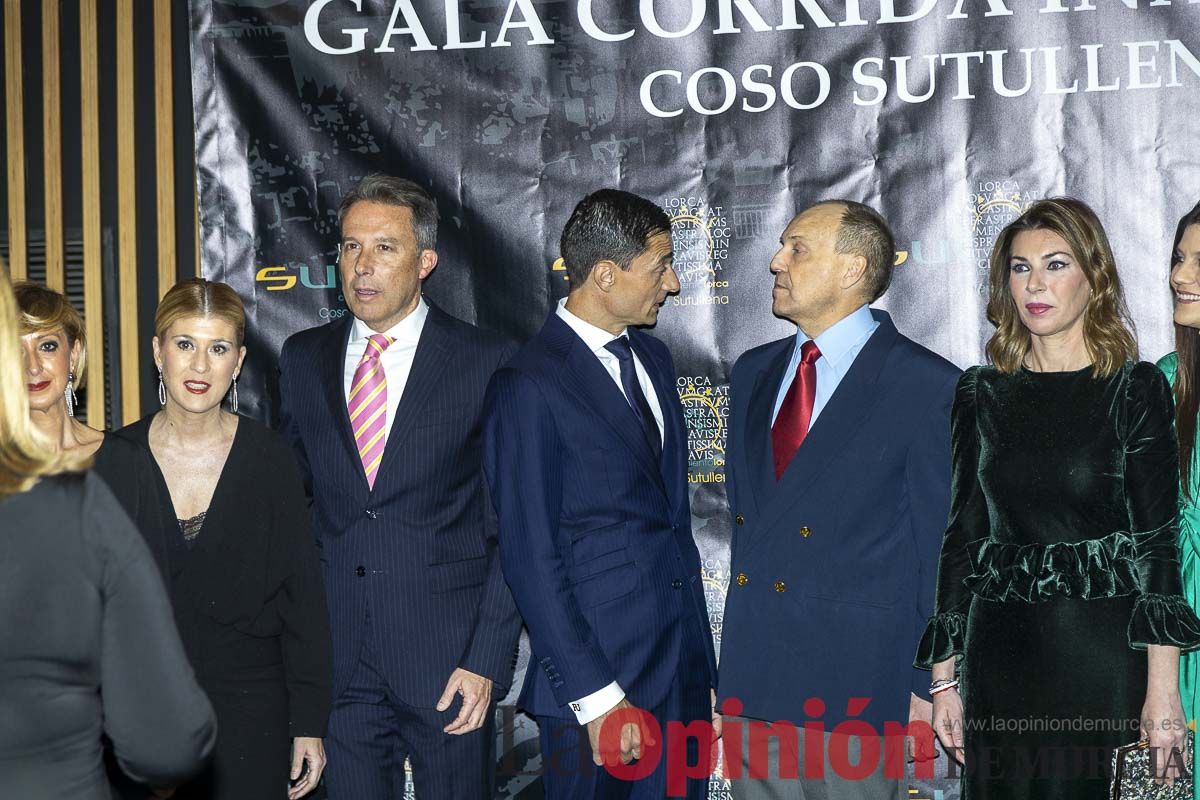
[120,278,332,800]
[16,282,172,575]
[916,198,1200,798]
[0,267,217,800]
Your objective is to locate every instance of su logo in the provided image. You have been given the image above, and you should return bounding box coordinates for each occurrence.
[255,265,339,291]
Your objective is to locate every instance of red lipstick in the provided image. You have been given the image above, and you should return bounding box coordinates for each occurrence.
[27,380,51,392]
[1025,303,1053,316]
[184,381,211,395]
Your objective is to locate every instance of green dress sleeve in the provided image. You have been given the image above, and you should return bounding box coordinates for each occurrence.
[915,367,991,668]
[1124,362,1200,650]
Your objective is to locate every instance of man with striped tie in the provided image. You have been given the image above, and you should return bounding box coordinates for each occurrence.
[278,174,521,798]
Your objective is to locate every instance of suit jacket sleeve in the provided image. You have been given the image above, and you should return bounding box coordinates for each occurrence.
[905,368,957,697]
[458,344,523,691]
[483,368,617,706]
[914,367,988,670]
[271,444,334,737]
[277,339,314,502]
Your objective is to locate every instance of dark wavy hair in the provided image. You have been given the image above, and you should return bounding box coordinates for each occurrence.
[1169,200,1200,499]
[985,197,1136,377]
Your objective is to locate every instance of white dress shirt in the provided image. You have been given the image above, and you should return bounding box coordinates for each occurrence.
[771,303,879,427]
[343,299,429,441]
[553,298,665,724]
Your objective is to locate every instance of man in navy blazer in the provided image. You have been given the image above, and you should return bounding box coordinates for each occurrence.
[278,174,521,798]
[483,189,718,799]
[718,201,958,799]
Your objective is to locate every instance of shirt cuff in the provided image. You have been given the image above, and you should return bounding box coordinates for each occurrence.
[569,682,625,724]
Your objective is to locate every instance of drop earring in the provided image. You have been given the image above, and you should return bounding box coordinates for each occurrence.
[158,368,166,407]
[65,371,77,417]
[228,374,239,415]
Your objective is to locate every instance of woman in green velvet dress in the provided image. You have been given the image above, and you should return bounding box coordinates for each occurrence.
[916,197,1200,799]
[1158,199,1200,800]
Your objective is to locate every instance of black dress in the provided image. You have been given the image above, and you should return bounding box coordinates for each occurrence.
[93,432,174,580]
[916,362,1200,799]
[120,415,333,800]
[0,472,216,800]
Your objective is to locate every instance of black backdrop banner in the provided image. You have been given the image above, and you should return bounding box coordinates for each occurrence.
[190,1,1200,796]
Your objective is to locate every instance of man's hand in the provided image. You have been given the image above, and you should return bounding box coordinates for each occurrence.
[438,668,494,734]
[586,698,654,767]
[908,692,937,762]
[711,688,723,741]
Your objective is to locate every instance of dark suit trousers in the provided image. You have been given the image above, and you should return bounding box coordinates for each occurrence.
[537,610,711,800]
[324,610,495,799]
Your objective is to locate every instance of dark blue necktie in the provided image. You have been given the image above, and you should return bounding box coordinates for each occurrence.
[604,336,662,459]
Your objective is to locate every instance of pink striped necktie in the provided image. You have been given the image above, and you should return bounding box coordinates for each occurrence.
[348,333,395,489]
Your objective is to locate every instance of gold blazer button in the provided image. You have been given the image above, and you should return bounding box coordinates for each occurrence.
[774,581,787,593]
[799,526,812,538]
[735,572,748,586]
[735,515,745,525]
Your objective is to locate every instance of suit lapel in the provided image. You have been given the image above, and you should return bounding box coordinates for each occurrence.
[754,312,899,538]
[544,314,666,496]
[375,303,452,482]
[743,339,792,519]
[317,316,367,491]
[628,331,680,513]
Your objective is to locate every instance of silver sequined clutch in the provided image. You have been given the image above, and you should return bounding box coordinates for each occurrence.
[1110,735,1193,800]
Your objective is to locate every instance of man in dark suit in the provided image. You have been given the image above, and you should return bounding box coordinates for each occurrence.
[718,201,958,799]
[483,189,718,799]
[278,174,521,798]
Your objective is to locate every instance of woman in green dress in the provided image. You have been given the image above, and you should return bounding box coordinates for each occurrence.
[918,197,1200,799]
[1158,199,1200,799]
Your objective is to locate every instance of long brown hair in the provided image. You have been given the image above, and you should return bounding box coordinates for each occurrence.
[985,197,1137,377]
[1170,201,1200,499]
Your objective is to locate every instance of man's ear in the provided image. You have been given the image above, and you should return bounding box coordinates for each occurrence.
[840,253,868,291]
[418,249,439,280]
[592,260,620,292]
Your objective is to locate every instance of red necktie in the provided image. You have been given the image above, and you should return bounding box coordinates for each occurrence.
[771,340,821,481]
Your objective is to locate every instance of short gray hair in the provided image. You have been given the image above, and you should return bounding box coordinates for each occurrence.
[338,173,439,251]
[812,199,896,302]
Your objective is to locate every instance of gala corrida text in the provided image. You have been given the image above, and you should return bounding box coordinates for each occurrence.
[301,0,1200,116]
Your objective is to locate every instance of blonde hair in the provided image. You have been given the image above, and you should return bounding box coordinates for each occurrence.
[155,278,246,345]
[0,269,90,499]
[14,282,88,389]
[984,197,1137,377]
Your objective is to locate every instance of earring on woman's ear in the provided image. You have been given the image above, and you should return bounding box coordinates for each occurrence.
[228,374,239,415]
[65,372,78,417]
[158,368,167,407]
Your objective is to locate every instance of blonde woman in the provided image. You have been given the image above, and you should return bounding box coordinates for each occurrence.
[16,282,172,575]
[117,278,331,800]
[917,198,1200,798]
[0,267,216,799]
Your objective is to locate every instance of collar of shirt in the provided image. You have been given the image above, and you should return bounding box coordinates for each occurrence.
[800,303,877,377]
[350,298,429,347]
[555,297,626,354]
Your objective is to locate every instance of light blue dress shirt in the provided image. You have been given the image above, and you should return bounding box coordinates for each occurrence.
[771,304,880,426]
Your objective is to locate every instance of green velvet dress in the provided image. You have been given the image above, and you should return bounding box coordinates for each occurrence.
[1157,352,1200,800]
[916,361,1200,799]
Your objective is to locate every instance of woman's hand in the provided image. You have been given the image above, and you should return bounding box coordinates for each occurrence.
[288,736,326,799]
[931,688,966,765]
[1141,690,1188,785]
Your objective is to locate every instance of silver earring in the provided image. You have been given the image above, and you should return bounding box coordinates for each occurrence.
[65,372,77,417]
[228,376,239,415]
[158,369,166,407]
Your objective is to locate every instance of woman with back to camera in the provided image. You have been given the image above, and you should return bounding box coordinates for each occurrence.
[117,277,332,800]
[16,281,173,576]
[1157,199,1200,800]
[916,197,1200,798]
[0,266,217,800]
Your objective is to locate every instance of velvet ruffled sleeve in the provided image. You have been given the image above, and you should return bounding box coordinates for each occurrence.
[1124,362,1200,651]
[915,367,991,668]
